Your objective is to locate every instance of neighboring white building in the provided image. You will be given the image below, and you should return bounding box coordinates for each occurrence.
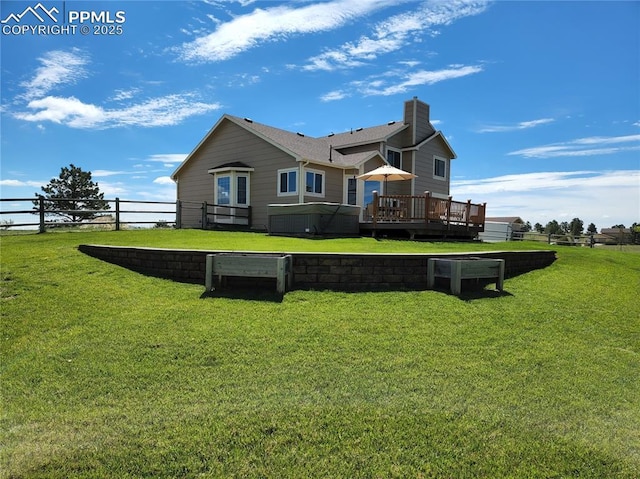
[479,217,525,242]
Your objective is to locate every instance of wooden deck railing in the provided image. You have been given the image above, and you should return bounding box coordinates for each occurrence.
[368,191,486,228]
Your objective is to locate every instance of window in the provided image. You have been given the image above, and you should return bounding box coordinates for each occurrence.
[217,176,230,205]
[387,148,401,169]
[209,165,253,225]
[347,178,357,205]
[278,168,297,196]
[305,169,324,197]
[434,156,446,180]
[236,176,247,205]
[215,173,250,206]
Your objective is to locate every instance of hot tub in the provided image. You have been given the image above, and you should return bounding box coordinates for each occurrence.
[268,202,361,236]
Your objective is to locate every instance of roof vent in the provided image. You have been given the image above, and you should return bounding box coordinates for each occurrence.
[244,117,253,123]
[388,120,395,125]
[355,127,363,132]
[328,132,335,137]
[296,132,305,137]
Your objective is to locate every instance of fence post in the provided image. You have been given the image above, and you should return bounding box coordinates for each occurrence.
[446,196,453,225]
[115,197,120,231]
[372,191,378,228]
[38,195,45,233]
[465,199,471,228]
[175,200,182,229]
[424,191,431,222]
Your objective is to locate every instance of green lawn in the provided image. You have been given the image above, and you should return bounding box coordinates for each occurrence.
[1,230,639,478]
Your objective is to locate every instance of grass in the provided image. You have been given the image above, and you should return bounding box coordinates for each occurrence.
[1,230,639,478]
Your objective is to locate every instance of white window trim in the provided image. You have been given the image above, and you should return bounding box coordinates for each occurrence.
[304,167,325,198]
[214,171,251,207]
[277,167,298,197]
[433,155,447,181]
[215,174,231,206]
[344,172,358,205]
[235,173,250,206]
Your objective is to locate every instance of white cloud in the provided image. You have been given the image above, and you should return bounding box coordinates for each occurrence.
[144,154,188,164]
[11,49,221,129]
[509,134,640,158]
[451,170,640,227]
[0,179,43,187]
[227,73,261,88]
[94,181,129,197]
[302,0,489,71]
[20,49,89,100]
[399,60,421,68]
[15,96,102,125]
[345,64,483,97]
[132,186,177,203]
[176,0,402,63]
[15,94,222,129]
[320,90,349,102]
[477,118,555,133]
[110,88,141,102]
[153,176,176,185]
[92,170,128,177]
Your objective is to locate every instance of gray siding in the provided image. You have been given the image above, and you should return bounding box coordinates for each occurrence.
[403,98,435,145]
[304,165,344,203]
[176,119,298,229]
[335,143,382,156]
[413,135,451,198]
[385,135,405,150]
[176,118,361,230]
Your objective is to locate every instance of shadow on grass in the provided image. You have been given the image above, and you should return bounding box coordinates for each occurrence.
[427,286,513,301]
[458,288,513,301]
[427,277,514,301]
[200,288,285,303]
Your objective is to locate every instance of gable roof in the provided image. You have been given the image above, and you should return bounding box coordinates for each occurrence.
[221,115,400,169]
[407,130,457,159]
[171,113,444,179]
[325,122,408,148]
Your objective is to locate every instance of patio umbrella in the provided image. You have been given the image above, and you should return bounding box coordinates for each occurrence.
[356,164,417,191]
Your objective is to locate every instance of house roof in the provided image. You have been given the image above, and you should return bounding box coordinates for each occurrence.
[324,122,409,148]
[223,115,399,169]
[409,130,457,159]
[601,227,631,234]
[171,113,441,179]
[208,161,255,174]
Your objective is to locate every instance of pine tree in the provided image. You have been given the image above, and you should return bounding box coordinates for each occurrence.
[33,164,110,223]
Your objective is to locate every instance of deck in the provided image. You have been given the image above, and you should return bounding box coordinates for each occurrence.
[360,192,486,239]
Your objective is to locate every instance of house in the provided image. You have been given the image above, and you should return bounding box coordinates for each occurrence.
[599,227,633,244]
[171,97,482,236]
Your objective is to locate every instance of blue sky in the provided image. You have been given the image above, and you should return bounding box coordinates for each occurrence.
[1,0,639,229]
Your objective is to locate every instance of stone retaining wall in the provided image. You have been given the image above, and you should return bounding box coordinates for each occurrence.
[79,244,556,292]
